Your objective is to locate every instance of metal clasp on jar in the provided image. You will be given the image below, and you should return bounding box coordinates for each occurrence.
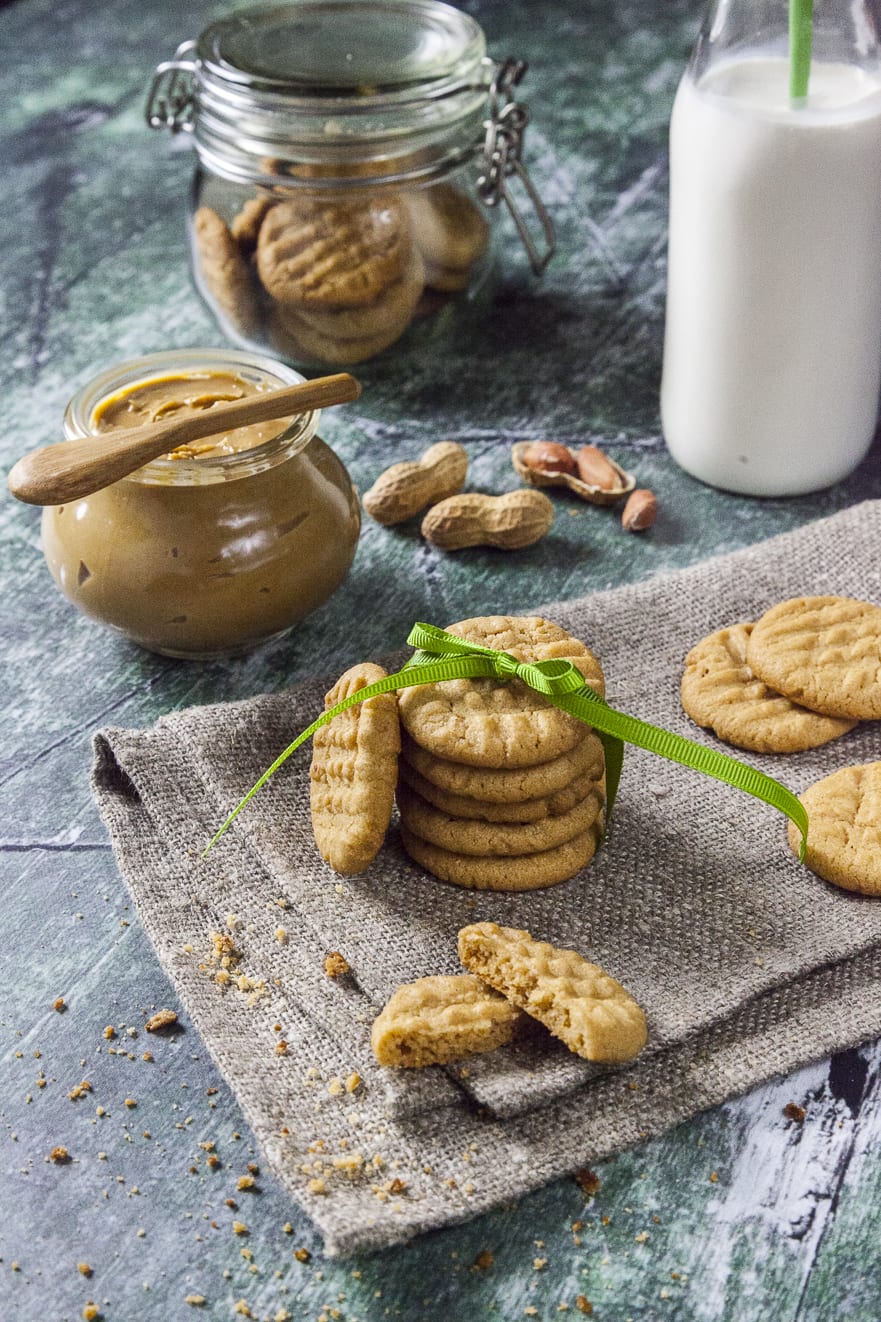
[145,40,197,133]
[478,58,556,276]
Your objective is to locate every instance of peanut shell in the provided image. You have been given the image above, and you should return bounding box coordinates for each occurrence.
[421,490,554,551]
[363,441,468,526]
[511,440,635,506]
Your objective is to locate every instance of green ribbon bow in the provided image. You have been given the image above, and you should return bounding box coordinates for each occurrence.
[204,621,809,859]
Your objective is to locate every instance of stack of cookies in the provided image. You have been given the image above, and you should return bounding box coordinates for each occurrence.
[307,615,607,890]
[257,194,426,365]
[395,616,607,891]
[191,178,489,366]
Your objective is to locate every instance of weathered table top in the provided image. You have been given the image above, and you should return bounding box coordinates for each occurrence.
[3,0,881,1317]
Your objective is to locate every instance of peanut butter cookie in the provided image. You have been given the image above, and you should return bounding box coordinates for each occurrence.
[399,822,600,891]
[682,621,856,752]
[398,760,598,823]
[256,195,411,308]
[401,728,605,802]
[192,206,260,335]
[309,662,400,875]
[396,780,602,857]
[787,761,881,895]
[397,616,605,768]
[404,183,490,291]
[269,247,424,364]
[370,974,522,1067]
[231,195,276,256]
[457,922,647,1063]
[746,596,881,720]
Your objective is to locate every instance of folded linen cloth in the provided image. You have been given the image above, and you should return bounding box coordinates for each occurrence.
[92,500,881,1255]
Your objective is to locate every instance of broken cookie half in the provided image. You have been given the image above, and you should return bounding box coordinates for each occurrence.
[371,923,646,1069]
[370,974,523,1067]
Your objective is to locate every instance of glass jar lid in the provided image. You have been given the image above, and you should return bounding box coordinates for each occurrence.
[148,0,492,186]
[197,0,486,96]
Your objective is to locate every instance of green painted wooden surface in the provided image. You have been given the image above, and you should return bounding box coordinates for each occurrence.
[2,0,881,1318]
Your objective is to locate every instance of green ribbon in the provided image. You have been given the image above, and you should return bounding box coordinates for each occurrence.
[203,621,809,860]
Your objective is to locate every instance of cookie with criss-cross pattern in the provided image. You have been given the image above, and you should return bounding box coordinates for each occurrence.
[257,194,411,308]
[458,922,647,1063]
[192,206,260,335]
[787,761,881,895]
[682,621,856,753]
[746,596,881,720]
[309,662,400,875]
[397,616,605,769]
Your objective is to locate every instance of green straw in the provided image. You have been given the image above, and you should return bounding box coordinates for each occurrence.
[789,0,814,102]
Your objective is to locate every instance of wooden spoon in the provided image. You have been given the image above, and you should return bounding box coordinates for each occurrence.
[7,371,361,507]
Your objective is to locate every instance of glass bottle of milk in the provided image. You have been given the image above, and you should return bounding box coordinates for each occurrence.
[661,0,881,496]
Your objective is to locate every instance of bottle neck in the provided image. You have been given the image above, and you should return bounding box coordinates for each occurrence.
[691,0,881,84]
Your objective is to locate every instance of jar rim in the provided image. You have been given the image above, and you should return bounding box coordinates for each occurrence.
[63,348,320,486]
[197,0,487,100]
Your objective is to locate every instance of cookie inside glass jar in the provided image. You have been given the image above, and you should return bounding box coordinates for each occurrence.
[149,1,554,368]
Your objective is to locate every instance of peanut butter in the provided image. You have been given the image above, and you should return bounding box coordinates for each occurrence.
[42,353,361,658]
[94,370,290,459]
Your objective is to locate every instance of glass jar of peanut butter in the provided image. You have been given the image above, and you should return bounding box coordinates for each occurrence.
[42,348,361,659]
[145,0,555,369]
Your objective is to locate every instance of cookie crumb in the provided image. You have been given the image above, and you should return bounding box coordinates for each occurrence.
[237,1175,256,1191]
[784,1102,807,1123]
[124,1097,137,1108]
[533,1257,548,1270]
[323,952,351,978]
[274,928,288,944]
[472,1249,494,1270]
[345,1072,362,1094]
[184,1296,206,1307]
[103,1026,116,1040]
[232,1221,248,1236]
[308,1178,327,1195]
[145,1009,178,1033]
[283,1222,293,1235]
[294,1247,311,1263]
[574,1167,600,1196]
[274,1041,289,1057]
[82,1305,101,1321]
[709,1170,719,1183]
[575,1298,593,1315]
[77,1263,93,1277]
[233,1302,252,1318]
[53,997,65,1012]
[50,1146,71,1164]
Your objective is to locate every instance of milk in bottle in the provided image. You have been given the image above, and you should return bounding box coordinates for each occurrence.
[661,2,881,496]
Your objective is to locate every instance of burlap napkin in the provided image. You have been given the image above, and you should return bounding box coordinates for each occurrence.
[92,501,881,1256]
